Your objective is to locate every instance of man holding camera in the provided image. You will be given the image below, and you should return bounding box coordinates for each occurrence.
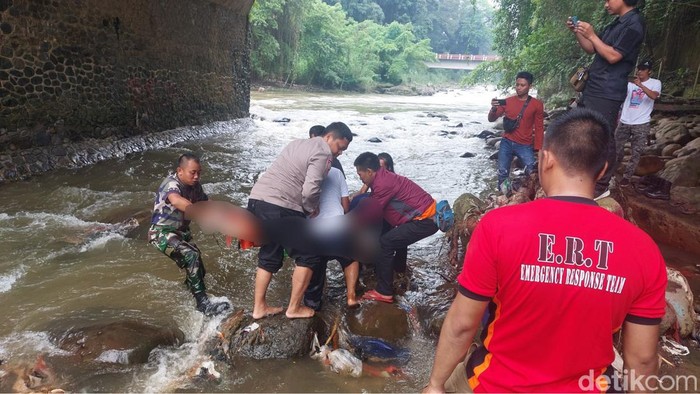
[567,0,645,198]
[614,59,661,189]
[488,71,544,193]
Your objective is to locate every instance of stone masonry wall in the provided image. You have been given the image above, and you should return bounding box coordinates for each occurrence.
[0,0,253,158]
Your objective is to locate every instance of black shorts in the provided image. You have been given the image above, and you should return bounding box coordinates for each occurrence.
[247,199,321,273]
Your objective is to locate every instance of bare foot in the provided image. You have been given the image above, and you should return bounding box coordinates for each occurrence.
[347,296,359,308]
[252,305,283,320]
[286,305,315,319]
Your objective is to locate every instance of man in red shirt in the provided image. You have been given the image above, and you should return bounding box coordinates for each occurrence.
[424,109,666,393]
[488,71,544,193]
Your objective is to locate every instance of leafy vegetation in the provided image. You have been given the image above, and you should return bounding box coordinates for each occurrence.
[249,0,494,90]
[465,0,700,102]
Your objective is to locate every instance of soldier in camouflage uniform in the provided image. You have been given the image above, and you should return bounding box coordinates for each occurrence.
[148,153,230,316]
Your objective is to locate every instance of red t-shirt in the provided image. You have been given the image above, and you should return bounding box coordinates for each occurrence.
[493,96,545,150]
[457,197,667,393]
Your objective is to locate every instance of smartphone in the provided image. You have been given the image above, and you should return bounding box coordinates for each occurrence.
[497,99,507,106]
[571,15,579,26]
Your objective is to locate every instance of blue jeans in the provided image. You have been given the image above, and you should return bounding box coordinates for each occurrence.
[498,138,535,186]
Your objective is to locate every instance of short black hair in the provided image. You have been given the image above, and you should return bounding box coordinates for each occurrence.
[323,121,353,142]
[177,153,200,168]
[354,152,380,171]
[377,152,395,173]
[516,71,534,85]
[309,125,325,138]
[543,108,610,179]
[623,0,639,6]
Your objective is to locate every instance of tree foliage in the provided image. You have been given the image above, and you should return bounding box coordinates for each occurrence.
[466,0,700,102]
[250,0,434,90]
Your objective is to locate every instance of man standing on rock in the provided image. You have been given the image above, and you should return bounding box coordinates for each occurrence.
[148,153,231,316]
[247,122,353,319]
[423,109,666,393]
[487,71,544,194]
[614,59,661,188]
[567,0,645,198]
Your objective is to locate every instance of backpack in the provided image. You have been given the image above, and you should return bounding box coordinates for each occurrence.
[434,200,455,232]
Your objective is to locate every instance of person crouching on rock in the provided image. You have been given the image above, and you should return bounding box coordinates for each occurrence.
[148,153,231,317]
[353,152,439,303]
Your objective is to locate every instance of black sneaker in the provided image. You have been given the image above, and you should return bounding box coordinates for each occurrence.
[195,293,231,317]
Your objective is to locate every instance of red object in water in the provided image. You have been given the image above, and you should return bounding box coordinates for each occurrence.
[239,239,256,250]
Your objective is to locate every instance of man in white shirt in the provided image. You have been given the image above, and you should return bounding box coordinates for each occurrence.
[614,59,661,187]
[304,166,360,309]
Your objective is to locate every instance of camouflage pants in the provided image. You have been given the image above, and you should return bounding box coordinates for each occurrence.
[614,122,650,181]
[148,225,206,294]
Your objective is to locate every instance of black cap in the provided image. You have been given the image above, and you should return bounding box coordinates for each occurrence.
[638,59,652,70]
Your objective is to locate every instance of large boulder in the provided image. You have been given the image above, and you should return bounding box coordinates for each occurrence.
[659,152,700,187]
[221,310,321,359]
[661,143,682,157]
[673,136,700,157]
[634,155,665,176]
[52,320,184,364]
[670,186,700,211]
[453,193,485,222]
[596,197,624,218]
[654,119,690,145]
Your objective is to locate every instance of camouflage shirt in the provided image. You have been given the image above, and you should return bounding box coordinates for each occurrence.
[150,174,208,230]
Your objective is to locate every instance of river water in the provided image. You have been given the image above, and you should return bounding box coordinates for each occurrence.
[0,87,506,392]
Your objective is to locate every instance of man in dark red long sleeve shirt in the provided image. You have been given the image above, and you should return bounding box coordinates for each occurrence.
[354,152,439,303]
[488,71,544,193]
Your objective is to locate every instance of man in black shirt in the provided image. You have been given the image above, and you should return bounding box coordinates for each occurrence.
[567,0,644,197]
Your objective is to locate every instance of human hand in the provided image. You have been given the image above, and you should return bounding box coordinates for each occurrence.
[490,98,501,108]
[632,76,642,87]
[566,16,577,32]
[573,21,594,39]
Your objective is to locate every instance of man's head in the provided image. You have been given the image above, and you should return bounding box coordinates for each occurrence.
[354,152,380,186]
[636,59,652,81]
[605,0,638,15]
[176,153,202,186]
[309,125,325,138]
[322,122,353,157]
[515,71,533,97]
[378,152,395,173]
[539,109,610,193]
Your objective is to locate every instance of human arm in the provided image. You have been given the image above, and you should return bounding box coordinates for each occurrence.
[341,197,350,213]
[488,98,505,122]
[574,22,623,63]
[533,101,545,150]
[633,78,660,100]
[302,149,331,214]
[423,294,488,393]
[340,172,350,213]
[567,17,595,53]
[621,321,659,392]
[167,192,192,212]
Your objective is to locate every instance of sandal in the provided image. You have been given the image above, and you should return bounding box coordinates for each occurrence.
[361,289,394,304]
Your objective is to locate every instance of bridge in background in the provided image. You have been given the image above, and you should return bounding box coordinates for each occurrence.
[425,53,501,70]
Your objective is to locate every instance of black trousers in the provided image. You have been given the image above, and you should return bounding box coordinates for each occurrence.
[303,255,354,310]
[580,94,623,194]
[376,218,438,295]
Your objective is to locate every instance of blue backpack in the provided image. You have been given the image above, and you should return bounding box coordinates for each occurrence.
[434,200,455,232]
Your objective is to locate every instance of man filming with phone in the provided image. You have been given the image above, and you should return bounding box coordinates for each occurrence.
[488,71,544,194]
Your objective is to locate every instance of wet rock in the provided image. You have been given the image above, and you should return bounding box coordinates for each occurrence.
[383,115,395,120]
[659,152,700,187]
[460,152,475,158]
[450,122,464,127]
[222,312,321,359]
[633,155,664,176]
[485,137,500,147]
[367,137,382,143]
[53,320,184,364]
[475,130,496,139]
[272,117,290,123]
[346,302,409,342]
[426,112,448,120]
[670,186,700,211]
[488,151,498,160]
[453,193,485,223]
